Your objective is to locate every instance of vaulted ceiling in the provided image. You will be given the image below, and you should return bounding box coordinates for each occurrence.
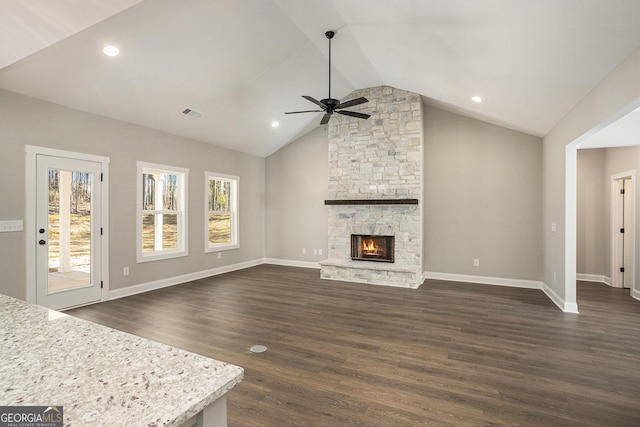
[2,0,640,157]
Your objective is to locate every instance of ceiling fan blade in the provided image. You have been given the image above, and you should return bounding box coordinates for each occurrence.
[320,113,332,125]
[302,96,327,109]
[337,97,368,109]
[284,110,325,114]
[337,110,371,120]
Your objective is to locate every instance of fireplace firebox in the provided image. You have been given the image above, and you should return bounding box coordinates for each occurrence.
[350,234,394,263]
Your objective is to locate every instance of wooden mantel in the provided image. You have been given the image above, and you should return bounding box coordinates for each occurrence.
[324,199,418,206]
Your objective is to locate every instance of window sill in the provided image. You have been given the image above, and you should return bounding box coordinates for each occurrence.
[137,250,188,263]
[206,243,239,253]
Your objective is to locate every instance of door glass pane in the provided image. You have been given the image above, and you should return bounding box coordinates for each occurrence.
[47,169,92,293]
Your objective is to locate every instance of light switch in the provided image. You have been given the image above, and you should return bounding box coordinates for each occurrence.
[0,220,23,232]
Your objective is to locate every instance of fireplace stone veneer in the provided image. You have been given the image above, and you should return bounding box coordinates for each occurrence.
[319,86,424,289]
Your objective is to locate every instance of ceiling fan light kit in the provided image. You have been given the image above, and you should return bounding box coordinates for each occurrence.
[285,30,371,125]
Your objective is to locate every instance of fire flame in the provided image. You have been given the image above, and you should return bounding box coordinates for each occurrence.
[362,239,380,254]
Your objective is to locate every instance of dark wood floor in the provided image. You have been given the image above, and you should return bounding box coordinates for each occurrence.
[69,266,640,426]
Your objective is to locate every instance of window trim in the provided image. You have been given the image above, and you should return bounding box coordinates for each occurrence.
[137,161,189,263]
[205,172,239,252]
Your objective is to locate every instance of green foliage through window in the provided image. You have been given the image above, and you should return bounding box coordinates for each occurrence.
[209,179,230,212]
[143,173,178,211]
[206,174,238,249]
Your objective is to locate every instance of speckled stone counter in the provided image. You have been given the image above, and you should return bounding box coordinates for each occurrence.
[0,294,243,426]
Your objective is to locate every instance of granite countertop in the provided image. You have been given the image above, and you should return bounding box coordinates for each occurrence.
[0,294,243,426]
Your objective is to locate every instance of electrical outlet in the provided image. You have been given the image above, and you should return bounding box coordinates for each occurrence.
[318,249,323,256]
[551,223,557,232]
[217,252,222,259]
[0,220,23,232]
[313,249,318,255]
[553,271,557,281]
[302,248,306,254]
[473,259,480,267]
[123,266,129,276]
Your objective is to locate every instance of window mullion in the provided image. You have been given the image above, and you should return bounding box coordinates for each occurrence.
[154,173,164,252]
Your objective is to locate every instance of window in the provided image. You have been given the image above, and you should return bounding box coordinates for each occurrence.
[206,172,239,252]
[137,162,188,262]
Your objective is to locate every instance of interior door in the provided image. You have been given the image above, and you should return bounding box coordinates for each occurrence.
[36,155,103,310]
[622,178,633,289]
[613,177,634,290]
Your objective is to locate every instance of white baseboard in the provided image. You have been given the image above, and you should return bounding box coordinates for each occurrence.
[106,261,584,314]
[423,271,543,289]
[108,258,264,300]
[634,288,640,302]
[576,273,612,286]
[423,271,580,313]
[263,258,321,269]
[541,282,579,313]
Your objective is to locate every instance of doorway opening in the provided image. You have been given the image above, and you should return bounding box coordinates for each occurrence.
[567,99,640,312]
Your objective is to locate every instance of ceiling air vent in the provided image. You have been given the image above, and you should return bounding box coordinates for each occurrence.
[182,108,202,118]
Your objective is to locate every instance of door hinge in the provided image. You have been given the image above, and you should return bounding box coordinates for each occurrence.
[101,172,103,182]
[620,188,625,194]
[100,281,104,289]
[620,228,625,234]
[620,267,625,273]
[100,227,103,235]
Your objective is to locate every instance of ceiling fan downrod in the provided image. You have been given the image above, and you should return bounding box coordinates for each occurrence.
[326,30,334,100]
[284,29,370,125]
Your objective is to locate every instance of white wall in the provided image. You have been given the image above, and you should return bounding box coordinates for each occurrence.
[0,89,265,300]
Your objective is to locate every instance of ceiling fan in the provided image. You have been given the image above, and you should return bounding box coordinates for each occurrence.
[285,31,371,125]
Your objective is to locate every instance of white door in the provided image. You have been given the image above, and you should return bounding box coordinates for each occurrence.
[613,177,634,290]
[622,178,633,289]
[36,155,103,309]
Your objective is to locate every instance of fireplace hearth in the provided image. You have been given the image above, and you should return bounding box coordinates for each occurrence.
[351,234,394,263]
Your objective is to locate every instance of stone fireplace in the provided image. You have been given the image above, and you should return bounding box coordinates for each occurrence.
[319,86,424,288]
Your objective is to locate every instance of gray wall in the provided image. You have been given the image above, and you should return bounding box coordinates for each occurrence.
[543,44,640,306]
[576,149,606,276]
[604,147,640,285]
[0,89,265,300]
[266,104,543,282]
[423,107,543,280]
[265,126,328,262]
[577,146,640,280]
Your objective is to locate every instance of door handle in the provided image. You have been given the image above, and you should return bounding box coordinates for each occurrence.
[39,228,45,234]
[38,240,46,245]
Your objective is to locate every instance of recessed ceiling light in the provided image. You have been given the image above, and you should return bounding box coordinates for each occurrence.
[471,96,483,103]
[271,121,280,128]
[103,45,120,57]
